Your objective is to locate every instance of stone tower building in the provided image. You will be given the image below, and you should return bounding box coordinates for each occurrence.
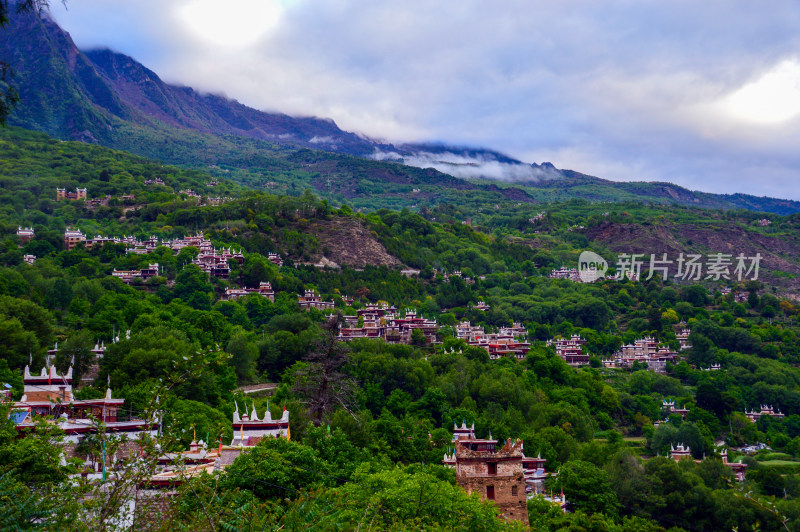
[455,437,528,524]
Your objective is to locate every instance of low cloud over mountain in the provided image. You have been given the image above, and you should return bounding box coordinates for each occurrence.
[371,149,563,182]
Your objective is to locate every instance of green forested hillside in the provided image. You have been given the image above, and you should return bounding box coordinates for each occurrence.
[2,127,800,530]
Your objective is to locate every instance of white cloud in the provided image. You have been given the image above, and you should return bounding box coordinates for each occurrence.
[177,0,283,48]
[721,59,800,125]
[372,150,561,182]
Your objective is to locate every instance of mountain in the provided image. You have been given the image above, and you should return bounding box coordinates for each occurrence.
[517,172,800,216]
[3,9,376,153]
[84,48,379,155]
[3,8,800,215]
[2,9,120,143]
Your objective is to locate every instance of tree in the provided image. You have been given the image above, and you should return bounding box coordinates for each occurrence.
[302,425,370,480]
[0,295,55,350]
[605,451,661,520]
[696,457,733,490]
[413,387,449,425]
[748,290,760,309]
[688,332,715,367]
[172,264,213,308]
[557,460,620,516]
[661,308,679,324]
[0,404,67,485]
[163,398,231,449]
[777,300,795,316]
[682,284,709,307]
[55,330,94,384]
[0,314,39,370]
[292,317,356,425]
[355,286,370,301]
[0,473,55,530]
[226,330,257,384]
[213,300,251,329]
[44,278,73,311]
[102,326,234,407]
[650,422,706,459]
[650,424,679,456]
[410,327,427,347]
[281,467,510,531]
[240,255,272,287]
[570,298,611,330]
[748,464,786,497]
[175,246,200,268]
[220,437,331,500]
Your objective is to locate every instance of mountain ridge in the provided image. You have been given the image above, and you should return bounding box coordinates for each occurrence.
[84,47,379,155]
[3,9,800,214]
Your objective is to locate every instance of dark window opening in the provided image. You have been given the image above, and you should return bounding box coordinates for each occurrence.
[487,462,497,475]
[487,485,495,500]
[512,485,518,496]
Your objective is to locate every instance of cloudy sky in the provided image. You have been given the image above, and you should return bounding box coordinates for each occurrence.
[49,1,800,199]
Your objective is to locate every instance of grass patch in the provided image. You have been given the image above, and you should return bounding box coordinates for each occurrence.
[756,453,795,462]
[757,460,800,467]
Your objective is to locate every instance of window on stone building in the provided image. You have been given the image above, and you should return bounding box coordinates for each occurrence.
[512,485,518,496]
[487,462,497,475]
[486,485,495,500]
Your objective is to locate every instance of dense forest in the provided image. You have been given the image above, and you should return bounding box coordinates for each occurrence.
[3,126,800,530]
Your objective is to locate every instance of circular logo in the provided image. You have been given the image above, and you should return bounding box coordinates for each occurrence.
[578,251,608,282]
